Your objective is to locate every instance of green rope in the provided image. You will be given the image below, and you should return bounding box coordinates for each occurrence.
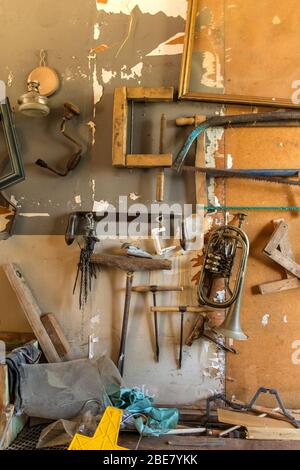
[204,206,300,211]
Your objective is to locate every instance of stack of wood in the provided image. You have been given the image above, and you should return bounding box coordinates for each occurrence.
[217,402,300,440]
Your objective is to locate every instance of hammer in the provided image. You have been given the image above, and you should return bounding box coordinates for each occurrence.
[91,254,172,376]
[150,306,210,368]
[132,285,184,361]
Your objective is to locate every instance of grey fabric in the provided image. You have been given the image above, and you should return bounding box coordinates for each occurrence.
[19,356,123,420]
[5,341,41,409]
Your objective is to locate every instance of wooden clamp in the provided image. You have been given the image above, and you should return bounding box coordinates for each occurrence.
[112,86,174,168]
[257,220,300,294]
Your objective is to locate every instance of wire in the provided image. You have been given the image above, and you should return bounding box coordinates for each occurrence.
[205,206,300,211]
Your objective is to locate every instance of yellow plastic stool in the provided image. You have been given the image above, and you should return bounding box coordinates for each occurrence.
[68,406,128,450]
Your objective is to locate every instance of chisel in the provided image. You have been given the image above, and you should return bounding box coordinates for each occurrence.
[132,285,184,362]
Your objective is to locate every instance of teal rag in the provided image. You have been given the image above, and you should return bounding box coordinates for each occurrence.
[107,384,179,437]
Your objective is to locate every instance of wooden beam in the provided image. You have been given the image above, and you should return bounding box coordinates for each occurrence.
[0,332,35,351]
[126,154,172,168]
[218,408,293,429]
[41,313,70,359]
[3,264,61,363]
[112,87,127,167]
[126,87,174,102]
[0,365,8,411]
[91,254,172,272]
[258,277,300,295]
[247,427,300,440]
[267,250,300,279]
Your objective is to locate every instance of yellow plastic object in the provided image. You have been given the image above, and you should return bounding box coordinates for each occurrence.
[68,406,128,451]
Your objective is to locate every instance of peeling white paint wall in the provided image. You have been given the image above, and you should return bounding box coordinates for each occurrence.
[95,0,187,19]
[201,51,224,89]
[147,33,184,56]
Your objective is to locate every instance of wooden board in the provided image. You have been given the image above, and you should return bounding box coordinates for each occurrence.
[118,433,300,450]
[112,87,127,167]
[0,332,35,351]
[226,124,300,407]
[217,408,293,429]
[126,154,172,168]
[247,427,300,441]
[126,87,174,101]
[3,264,61,363]
[0,365,8,411]
[190,0,300,408]
[40,313,70,359]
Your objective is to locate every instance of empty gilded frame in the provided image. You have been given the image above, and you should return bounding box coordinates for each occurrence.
[179,0,300,108]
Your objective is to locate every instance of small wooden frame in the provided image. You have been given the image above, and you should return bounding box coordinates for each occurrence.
[112,86,174,168]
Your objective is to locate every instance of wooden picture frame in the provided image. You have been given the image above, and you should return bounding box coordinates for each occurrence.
[0,98,25,190]
[179,0,300,108]
[112,87,174,168]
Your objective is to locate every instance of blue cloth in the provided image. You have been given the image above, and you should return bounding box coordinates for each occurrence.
[107,384,179,437]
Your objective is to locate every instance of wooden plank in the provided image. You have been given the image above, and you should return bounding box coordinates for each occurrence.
[3,264,61,363]
[112,87,127,167]
[118,433,300,450]
[264,221,288,255]
[0,332,35,351]
[0,405,14,450]
[126,154,172,168]
[91,254,172,272]
[126,87,174,102]
[40,313,70,359]
[258,277,300,295]
[247,427,300,441]
[0,365,8,411]
[267,250,300,279]
[217,408,294,429]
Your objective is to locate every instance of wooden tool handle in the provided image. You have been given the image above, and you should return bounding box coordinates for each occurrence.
[176,117,196,127]
[132,286,184,293]
[156,168,165,202]
[150,306,207,313]
[90,254,172,272]
[156,113,167,202]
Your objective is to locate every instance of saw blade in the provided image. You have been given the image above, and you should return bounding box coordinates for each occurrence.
[182,166,300,186]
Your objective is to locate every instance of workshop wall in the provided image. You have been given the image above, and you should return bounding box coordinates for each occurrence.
[0,0,224,406]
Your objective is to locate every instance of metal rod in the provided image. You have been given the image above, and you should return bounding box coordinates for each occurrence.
[117,272,134,376]
[173,111,300,172]
[182,166,300,186]
[205,206,300,211]
[152,291,160,362]
[179,311,184,369]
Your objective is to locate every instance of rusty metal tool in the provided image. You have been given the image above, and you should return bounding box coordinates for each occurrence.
[90,254,172,376]
[204,387,300,428]
[132,285,184,362]
[150,305,210,368]
[36,102,83,176]
[156,113,167,202]
[173,110,300,173]
[186,315,237,354]
[182,166,300,187]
